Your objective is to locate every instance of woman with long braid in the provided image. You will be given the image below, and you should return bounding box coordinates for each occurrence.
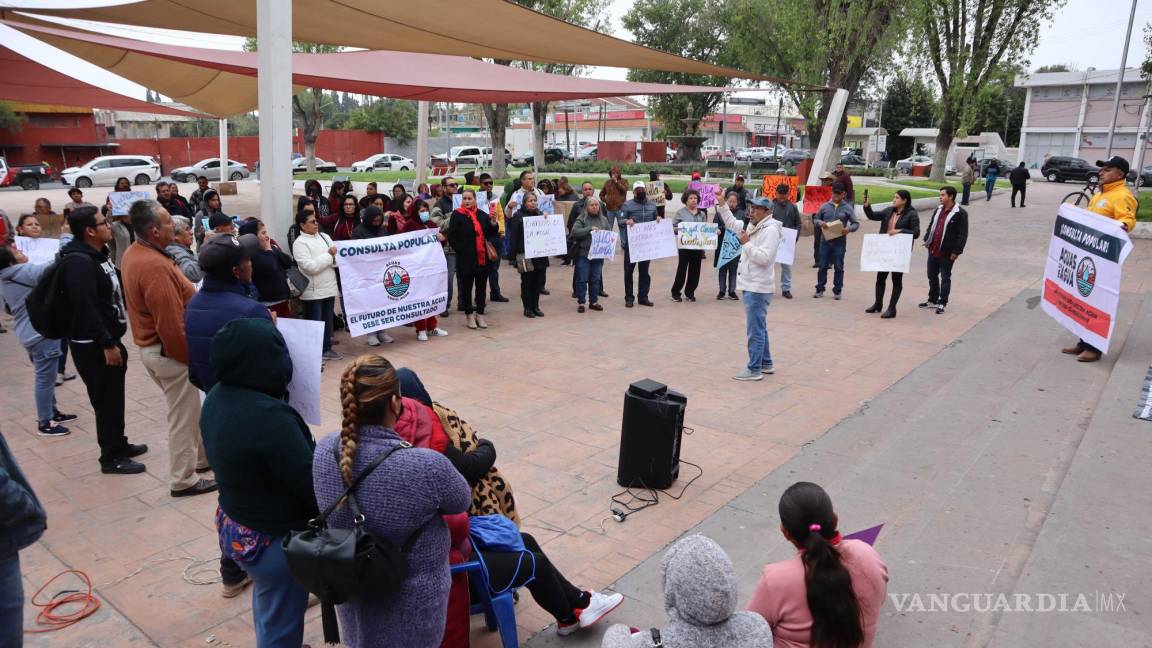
[312,355,471,648]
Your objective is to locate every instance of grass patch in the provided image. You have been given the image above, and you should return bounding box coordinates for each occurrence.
[894,178,1012,191]
[1137,190,1152,221]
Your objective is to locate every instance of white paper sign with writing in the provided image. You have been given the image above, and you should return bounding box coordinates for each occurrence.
[14,236,59,265]
[334,229,448,336]
[626,218,678,263]
[275,318,324,425]
[522,215,567,258]
[589,229,618,261]
[776,227,798,266]
[676,222,719,250]
[109,191,151,216]
[860,233,913,273]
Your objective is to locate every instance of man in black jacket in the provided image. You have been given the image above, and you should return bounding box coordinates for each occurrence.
[0,430,46,642]
[725,174,751,212]
[156,181,193,218]
[1009,162,1030,208]
[770,183,801,299]
[58,206,148,474]
[919,187,968,315]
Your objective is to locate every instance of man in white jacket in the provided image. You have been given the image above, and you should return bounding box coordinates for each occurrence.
[714,190,782,381]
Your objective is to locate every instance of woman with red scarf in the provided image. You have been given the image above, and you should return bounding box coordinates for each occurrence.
[446,189,498,330]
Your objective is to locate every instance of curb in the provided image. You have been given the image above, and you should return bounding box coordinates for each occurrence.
[1131,222,1152,239]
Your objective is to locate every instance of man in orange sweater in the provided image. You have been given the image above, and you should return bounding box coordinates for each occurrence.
[121,199,217,497]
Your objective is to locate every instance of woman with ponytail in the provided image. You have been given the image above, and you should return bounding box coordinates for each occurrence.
[312,355,471,648]
[747,482,888,648]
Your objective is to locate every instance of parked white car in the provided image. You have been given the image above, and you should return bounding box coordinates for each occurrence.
[351,153,414,172]
[170,158,250,183]
[61,155,162,188]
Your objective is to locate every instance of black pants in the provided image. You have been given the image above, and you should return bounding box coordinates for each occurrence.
[478,533,587,622]
[519,266,547,311]
[812,225,823,264]
[927,255,955,306]
[1011,185,1026,207]
[70,341,129,465]
[487,239,504,298]
[874,272,903,308]
[457,268,488,315]
[622,246,651,303]
[671,250,703,298]
[58,341,69,373]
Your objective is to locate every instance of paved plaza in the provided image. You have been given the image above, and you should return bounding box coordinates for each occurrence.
[1,180,1148,647]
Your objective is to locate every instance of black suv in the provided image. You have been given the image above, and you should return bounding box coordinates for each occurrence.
[1040,156,1099,183]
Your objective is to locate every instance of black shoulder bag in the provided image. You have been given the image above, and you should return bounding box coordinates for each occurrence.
[283,441,423,645]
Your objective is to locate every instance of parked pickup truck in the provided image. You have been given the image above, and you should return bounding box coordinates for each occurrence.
[0,158,53,190]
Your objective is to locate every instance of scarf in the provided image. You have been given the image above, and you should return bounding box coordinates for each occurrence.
[461,206,486,266]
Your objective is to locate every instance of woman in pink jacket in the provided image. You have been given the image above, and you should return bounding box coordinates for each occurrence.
[747,482,888,648]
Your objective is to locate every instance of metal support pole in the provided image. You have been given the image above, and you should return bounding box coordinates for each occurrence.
[807,89,849,186]
[722,98,728,154]
[774,96,783,160]
[1105,0,1138,157]
[256,0,292,240]
[416,100,430,187]
[218,118,228,184]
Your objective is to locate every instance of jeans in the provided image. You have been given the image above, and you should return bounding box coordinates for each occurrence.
[301,297,335,352]
[574,256,604,305]
[27,337,62,423]
[742,291,773,373]
[779,263,793,292]
[985,177,996,200]
[718,259,738,294]
[139,344,206,491]
[0,554,22,646]
[671,250,703,298]
[927,254,955,306]
[961,182,972,205]
[519,266,547,311]
[622,245,651,303]
[1011,185,1026,207]
[487,238,503,297]
[239,537,309,648]
[444,253,457,311]
[457,269,488,315]
[816,238,847,294]
[70,341,129,465]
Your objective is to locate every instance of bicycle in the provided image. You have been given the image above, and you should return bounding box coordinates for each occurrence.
[1062,178,1098,208]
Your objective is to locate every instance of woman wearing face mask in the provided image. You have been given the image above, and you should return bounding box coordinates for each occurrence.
[400,201,449,341]
[446,189,498,330]
[671,189,707,303]
[351,207,395,347]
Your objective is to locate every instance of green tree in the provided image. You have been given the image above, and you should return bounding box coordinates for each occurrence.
[1144,22,1152,79]
[346,100,418,144]
[243,38,341,172]
[725,0,904,153]
[1035,63,1073,73]
[481,63,513,179]
[966,63,1027,147]
[911,0,1064,180]
[880,74,938,161]
[0,101,25,133]
[624,0,728,148]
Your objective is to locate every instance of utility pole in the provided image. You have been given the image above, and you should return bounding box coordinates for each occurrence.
[774,96,784,160]
[1105,0,1139,157]
[722,97,728,155]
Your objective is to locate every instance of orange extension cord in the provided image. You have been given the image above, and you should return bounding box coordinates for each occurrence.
[24,569,101,634]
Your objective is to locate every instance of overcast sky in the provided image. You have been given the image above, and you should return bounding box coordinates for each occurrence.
[1,0,1150,103]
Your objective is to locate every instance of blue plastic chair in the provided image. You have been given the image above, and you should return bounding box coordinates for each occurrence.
[451,553,519,648]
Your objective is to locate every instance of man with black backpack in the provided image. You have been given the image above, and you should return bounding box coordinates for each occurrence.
[55,206,149,474]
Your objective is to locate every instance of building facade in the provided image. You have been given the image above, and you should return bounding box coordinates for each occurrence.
[1015,67,1150,169]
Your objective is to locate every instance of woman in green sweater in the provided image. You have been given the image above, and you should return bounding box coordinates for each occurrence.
[200,318,319,648]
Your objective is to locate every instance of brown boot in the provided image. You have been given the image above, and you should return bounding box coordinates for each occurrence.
[1077,350,1101,363]
[1061,344,1084,355]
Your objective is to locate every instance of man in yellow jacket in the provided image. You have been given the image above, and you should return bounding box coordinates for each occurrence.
[1062,155,1137,362]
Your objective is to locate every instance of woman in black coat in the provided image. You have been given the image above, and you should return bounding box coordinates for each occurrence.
[862,189,920,319]
[446,189,498,330]
[505,192,551,319]
[241,219,295,318]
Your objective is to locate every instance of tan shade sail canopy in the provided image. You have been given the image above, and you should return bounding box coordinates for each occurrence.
[5,19,736,118]
[0,0,785,82]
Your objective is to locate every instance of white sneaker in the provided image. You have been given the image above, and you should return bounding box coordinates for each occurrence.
[432,327,449,337]
[380,331,395,343]
[732,369,764,381]
[366,332,381,347]
[417,331,429,342]
[571,591,623,633]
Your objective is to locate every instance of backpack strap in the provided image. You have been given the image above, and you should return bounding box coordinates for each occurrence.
[310,440,411,527]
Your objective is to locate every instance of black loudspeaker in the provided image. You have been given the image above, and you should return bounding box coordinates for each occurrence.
[617,379,687,489]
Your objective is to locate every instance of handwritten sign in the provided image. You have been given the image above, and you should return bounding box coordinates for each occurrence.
[523,215,567,258]
[777,227,798,266]
[275,318,324,425]
[717,227,743,269]
[109,191,150,216]
[589,229,618,261]
[761,175,799,202]
[801,185,832,215]
[698,183,721,209]
[625,218,678,263]
[860,233,913,273]
[14,236,59,265]
[647,181,666,207]
[676,222,718,250]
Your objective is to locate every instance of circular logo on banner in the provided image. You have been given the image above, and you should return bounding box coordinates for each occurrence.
[382,263,411,299]
[1075,257,1096,297]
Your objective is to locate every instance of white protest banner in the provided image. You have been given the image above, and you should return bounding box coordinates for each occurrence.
[1041,203,1132,354]
[860,233,912,273]
[589,229,618,261]
[676,222,719,250]
[777,227,798,266]
[538,194,556,215]
[14,236,59,265]
[274,318,324,425]
[109,191,150,216]
[335,229,448,337]
[523,215,567,258]
[625,218,678,263]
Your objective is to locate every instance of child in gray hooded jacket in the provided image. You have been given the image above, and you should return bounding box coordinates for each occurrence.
[601,534,772,648]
